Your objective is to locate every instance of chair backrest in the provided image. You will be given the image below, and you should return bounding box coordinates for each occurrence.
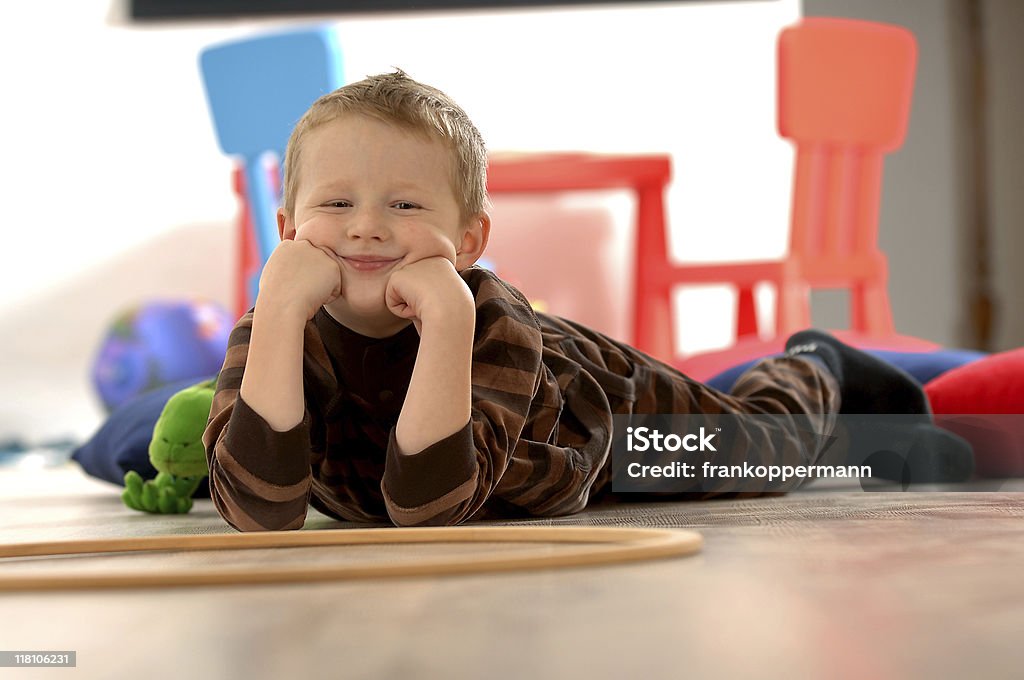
[778,18,917,274]
[200,27,344,269]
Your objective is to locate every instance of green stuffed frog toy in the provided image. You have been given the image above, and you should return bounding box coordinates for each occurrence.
[122,377,216,514]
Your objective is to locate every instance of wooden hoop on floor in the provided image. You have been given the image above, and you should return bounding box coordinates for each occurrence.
[0,526,702,592]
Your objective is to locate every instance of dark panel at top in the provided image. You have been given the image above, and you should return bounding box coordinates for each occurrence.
[131,0,756,21]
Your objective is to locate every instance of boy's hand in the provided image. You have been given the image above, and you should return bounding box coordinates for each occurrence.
[256,239,344,321]
[385,256,474,333]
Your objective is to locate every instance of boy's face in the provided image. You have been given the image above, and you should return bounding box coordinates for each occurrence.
[278,114,484,336]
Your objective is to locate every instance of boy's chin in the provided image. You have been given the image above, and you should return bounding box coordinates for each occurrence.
[326,290,383,315]
[324,296,405,333]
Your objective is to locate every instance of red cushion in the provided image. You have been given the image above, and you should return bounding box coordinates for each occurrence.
[925,348,1024,477]
[925,348,1024,414]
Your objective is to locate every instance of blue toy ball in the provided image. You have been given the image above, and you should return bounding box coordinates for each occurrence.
[91,300,232,412]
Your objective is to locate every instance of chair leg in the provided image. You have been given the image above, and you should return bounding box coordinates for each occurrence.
[736,286,759,339]
[776,281,811,337]
[633,181,674,362]
[232,167,253,320]
[634,288,675,363]
[852,282,895,336]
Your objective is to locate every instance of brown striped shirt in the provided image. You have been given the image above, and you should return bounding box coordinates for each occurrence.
[203,266,839,530]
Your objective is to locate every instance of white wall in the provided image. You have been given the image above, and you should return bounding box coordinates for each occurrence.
[0,0,801,443]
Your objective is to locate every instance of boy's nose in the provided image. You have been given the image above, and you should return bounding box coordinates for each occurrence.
[346,210,389,240]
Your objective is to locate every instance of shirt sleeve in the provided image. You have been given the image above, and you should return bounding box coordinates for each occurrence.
[202,313,314,532]
[483,350,613,517]
[380,274,549,526]
[379,271,616,526]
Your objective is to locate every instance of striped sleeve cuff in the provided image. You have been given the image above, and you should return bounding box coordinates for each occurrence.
[381,421,478,522]
[224,396,314,486]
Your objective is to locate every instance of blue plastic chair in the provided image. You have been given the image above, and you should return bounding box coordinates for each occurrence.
[199,26,344,307]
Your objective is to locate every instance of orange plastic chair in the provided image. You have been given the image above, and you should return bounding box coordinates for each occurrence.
[652,17,938,379]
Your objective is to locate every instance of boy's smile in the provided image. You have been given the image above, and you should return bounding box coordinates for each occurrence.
[342,255,403,272]
[277,114,482,337]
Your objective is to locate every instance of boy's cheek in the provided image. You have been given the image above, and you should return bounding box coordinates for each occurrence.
[404,232,458,265]
[428,231,460,262]
[293,216,333,240]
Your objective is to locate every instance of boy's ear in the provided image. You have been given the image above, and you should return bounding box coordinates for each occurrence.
[277,208,296,241]
[455,212,491,270]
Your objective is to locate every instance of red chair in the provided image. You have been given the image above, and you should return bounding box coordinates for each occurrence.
[646,18,938,380]
[486,152,672,346]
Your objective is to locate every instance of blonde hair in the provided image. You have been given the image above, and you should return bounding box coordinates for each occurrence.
[281,70,488,222]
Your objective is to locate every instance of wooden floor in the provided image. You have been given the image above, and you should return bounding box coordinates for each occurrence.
[2,464,1024,679]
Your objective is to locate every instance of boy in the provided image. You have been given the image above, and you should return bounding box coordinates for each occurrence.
[203,71,969,531]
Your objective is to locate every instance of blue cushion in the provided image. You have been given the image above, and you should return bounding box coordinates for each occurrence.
[707,349,987,394]
[72,377,213,497]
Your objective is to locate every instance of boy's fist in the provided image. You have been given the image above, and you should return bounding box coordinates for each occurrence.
[385,256,474,332]
[256,239,344,321]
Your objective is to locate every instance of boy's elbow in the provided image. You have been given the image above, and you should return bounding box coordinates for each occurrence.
[386,503,470,528]
[210,480,308,532]
[527,490,590,518]
[215,506,305,532]
[227,515,306,532]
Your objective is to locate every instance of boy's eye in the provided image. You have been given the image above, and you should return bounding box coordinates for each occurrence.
[393,201,419,210]
[325,200,351,208]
